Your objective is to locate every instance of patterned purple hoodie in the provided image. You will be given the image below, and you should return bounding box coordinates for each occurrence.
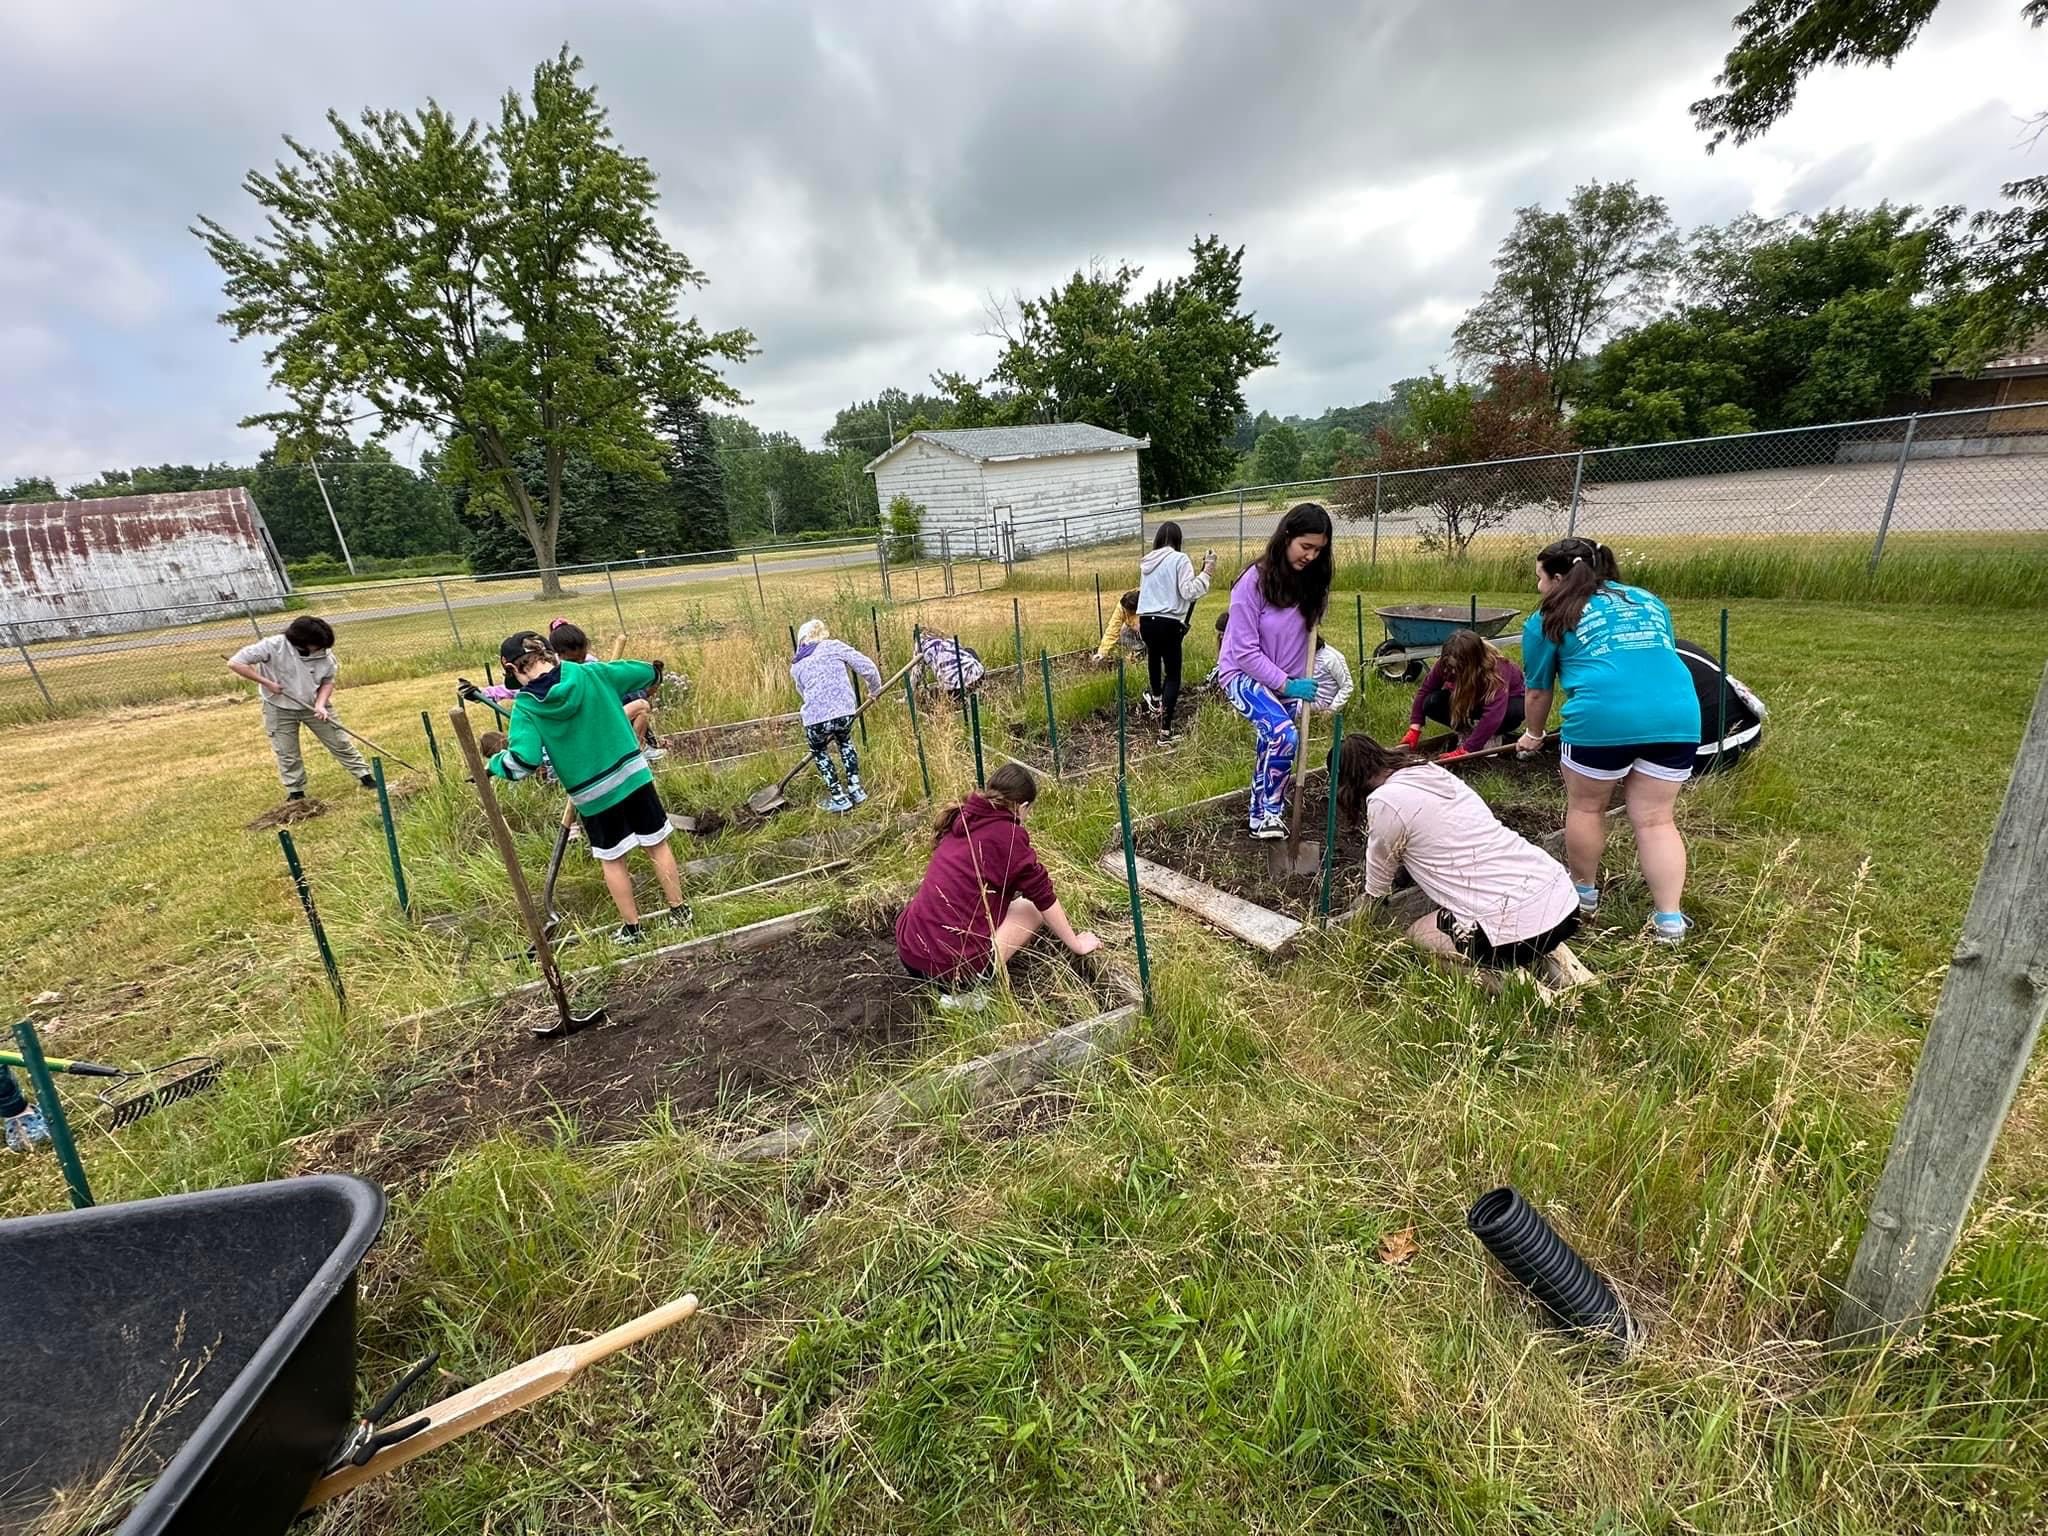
[790,638,883,725]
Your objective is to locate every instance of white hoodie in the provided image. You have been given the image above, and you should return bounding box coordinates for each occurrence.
[1137,547,1211,618]
[1363,763,1576,944]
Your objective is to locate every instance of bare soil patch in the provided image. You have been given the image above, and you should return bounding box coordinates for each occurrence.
[305,918,1121,1181]
[998,695,1206,775]
[1136,767,1563,919]
[245,798,326,830]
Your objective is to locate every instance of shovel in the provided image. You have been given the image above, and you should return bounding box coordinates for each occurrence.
[743,656,919,816]
[448,707,605,1038]
[1267,698,1323,881]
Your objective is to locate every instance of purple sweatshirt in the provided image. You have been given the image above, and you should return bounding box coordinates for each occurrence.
[791,639,883,725]
[1410,654,1526,753]
[1218,565,1314,693]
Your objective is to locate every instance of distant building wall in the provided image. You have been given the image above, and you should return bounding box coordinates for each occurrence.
[0,487,291,640]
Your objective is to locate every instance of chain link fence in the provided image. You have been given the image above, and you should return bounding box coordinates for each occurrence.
[6,401,2046,726]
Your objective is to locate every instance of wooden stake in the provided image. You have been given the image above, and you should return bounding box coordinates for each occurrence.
[1832,663,2048,1343]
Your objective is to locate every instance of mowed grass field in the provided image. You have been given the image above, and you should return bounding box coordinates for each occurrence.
[3,571,2046,1534]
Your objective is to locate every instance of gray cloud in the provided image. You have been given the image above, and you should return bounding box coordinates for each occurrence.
[0,0,2039,483]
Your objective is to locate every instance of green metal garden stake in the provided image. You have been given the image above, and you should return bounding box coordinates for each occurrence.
[1095,573,1104,634]
[1320,711,1345,918]
[788,623,798,656]
[1040,649,1062,779]
[903,669,933,803]
[848,664,870,747]
[371,759,409,918]
[1469,592,1478,626]
[1013,596,1023,676]
[871,605,882,659]
[952,634,969,723]
[1354,593,1365,668]
[12,1020,92,1209]
[1115,778,1154,1014]
[1718,607,1730,760]
[421,711,444,776]
[278,829,345,1007]
[1115,655,1129,779]
[969,691,986,787]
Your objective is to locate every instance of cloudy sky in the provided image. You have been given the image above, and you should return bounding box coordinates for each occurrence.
[3,0,2044,483]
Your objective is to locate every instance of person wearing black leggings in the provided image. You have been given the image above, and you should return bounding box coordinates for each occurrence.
[1136,521,1215,743]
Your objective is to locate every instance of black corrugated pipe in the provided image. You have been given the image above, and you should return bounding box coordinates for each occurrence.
[1467,1186,1636,1348]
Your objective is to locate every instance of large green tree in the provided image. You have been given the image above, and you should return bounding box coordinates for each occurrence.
[0,477,59,504]
[936,236,1280,502]
[1454,180,1682,410]
[1692,0,2048,362]
[1574,205,1966,445]
[196,49,752,595]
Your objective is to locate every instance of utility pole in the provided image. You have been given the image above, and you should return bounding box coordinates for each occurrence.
[308,457,357,575]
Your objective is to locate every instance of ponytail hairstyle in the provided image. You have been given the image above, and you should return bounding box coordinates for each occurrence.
[1255,502,1335,626]
[934,760,1038,843]
[1335,733,1422,828]
[1153,520,1184,551]
[1442,628,1508,728]
[1535,537,1623,644]
[546,618,590,661]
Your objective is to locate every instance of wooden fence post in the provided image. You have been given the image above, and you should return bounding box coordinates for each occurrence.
[1831,663,2048,1343]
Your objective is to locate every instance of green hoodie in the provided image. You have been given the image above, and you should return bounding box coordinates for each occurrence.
[488,659,658,815]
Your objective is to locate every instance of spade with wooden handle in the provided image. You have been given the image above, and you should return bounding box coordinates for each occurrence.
[743,656,919,816]
[1268,632,1323,880]
[447,706,604,1038]
[301,1293,702,1510]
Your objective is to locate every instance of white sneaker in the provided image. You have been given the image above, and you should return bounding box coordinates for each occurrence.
[643,746,668,762]
[1250,816,1286,841]
[938,990,991,1013]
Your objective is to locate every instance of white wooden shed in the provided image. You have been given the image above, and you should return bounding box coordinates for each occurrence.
[864,424,1148,560]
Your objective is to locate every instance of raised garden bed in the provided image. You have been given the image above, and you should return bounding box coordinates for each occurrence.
[303,908,1137,1180]
[996,693,1208,778]
[656,710,798,767]
[1113,755,1569,955]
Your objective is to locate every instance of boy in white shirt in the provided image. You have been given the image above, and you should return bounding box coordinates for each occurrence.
[1312,635,1354,714]
[226,616,374,800]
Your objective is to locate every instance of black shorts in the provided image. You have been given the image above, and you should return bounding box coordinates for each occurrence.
[1438,908,1579,971]
[581,781,672,861]
[1561,740,1696,783]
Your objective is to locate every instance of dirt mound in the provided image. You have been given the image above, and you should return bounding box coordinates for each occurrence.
[309,924,930,1180]
[245,798,326,830]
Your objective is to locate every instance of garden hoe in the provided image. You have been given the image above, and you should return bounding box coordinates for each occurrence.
[223,660,426,775]
[447,706,605,1038]
[744,656,919,816]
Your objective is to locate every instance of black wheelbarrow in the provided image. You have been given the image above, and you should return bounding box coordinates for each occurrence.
[2,1175,704,1535]
[1,1174,385,1536]
[1371,603,1521,683]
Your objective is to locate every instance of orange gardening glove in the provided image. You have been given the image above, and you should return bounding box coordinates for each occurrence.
[1399,725,1422,749]
[1439,747,1469,763]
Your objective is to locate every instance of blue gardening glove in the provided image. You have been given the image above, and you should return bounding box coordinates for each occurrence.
[1281,677,1318,701]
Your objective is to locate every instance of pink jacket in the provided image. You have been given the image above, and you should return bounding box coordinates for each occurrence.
[1363,763,1576,944]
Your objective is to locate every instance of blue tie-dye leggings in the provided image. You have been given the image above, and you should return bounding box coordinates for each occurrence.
[1223,673,1298,825]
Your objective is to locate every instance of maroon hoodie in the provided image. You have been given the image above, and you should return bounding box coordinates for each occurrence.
[896,793,1057,980]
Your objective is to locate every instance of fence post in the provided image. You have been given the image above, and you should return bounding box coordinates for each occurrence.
[279,828,345,1007]
[605,562,626,634]
[242,599,263,639]
[1012,596,1023,677]
[371,759,410,919]
[10,625,53,711]
[1717,608,1730,758]
[1040,649,1063,779]
[11,1020,93,1208]
[876,533,892,602]
[1354,593,1365,669]
[1063,518,1072,584]
[1370,475,1382,566]
[1094,573,1104,634]
[871,604,883,660]
[1003,523,1016,576]
[751,553,764,604]
[1832,663,2048,1343]
[902,667,933,803]
[952,635,969,723]
[421,711,444,776]
[436,580,462,648]
[968,691,985,787]
[1319,711,1345,919]
[1565,451,1586,538]
[941,530,954,596]
[1236,488,1246,568]
[1115,776,1154,1015]
[1869,414,1919,573]
[847,663,869,748]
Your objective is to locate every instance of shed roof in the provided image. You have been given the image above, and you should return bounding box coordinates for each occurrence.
[864,423,1148,473]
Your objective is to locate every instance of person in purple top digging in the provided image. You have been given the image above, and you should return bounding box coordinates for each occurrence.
[790,618,884,812]
[1216,502,1335,839]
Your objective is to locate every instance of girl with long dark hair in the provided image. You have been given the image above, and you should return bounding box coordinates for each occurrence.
[1337,734,1584,986]
[1516,537,1700,942]
[1136,520,1215,742]
[1216,502,1334,837]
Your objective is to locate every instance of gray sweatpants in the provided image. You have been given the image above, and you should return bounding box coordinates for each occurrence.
[263,703,370,794]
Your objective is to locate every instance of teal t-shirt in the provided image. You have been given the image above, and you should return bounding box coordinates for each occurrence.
[1521,584,1701,747]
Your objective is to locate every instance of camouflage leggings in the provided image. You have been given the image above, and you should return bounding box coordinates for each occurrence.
[805,716,859,794]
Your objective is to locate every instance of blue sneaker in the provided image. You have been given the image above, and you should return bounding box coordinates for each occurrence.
[846,778,868,806]
[824,793,855,814]
[5,1109,50,1153]
[1574,882,1600,915]
[1651,911,1691,945]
